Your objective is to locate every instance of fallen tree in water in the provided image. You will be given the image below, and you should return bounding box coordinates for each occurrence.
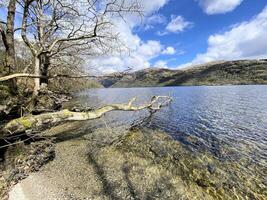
[0,73,125,82]
[2,96,172,137]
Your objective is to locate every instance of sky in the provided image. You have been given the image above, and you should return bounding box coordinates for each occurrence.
[90,0,267,73]
[1,0,267,73]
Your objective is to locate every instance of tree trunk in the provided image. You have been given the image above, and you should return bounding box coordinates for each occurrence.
[33,56,41,96]
[40,53,50,87]
[2,96,171,136]
[4,0,17,94]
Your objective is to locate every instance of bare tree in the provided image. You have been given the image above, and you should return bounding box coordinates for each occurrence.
[2,96,172,136]
[17,0,141,95]
[0,0,18,94]
[0,1,174,145]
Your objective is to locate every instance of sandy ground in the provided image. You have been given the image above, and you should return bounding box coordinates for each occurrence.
[8,136,109,200]
[8,123,132,200]
[9,140,92,200]
[8,121,102,200]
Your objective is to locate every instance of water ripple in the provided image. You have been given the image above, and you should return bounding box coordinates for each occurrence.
[75,85,267,166]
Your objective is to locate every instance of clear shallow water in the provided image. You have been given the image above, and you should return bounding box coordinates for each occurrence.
[74,85,267,166]
[67,85,267,199]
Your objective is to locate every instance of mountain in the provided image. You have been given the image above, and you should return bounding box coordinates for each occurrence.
[100,59,267,88]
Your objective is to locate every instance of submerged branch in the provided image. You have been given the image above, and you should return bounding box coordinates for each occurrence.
[2,96,172,137]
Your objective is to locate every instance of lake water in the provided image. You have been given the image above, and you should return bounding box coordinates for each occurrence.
[75,85,267,166]
[67,85,267,199]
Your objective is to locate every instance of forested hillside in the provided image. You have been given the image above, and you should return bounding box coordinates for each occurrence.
[100,60,267,87]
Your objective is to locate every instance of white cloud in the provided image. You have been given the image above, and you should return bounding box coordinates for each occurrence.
[87,0,171,73]
[154,60,168,68]
[197,0,243,15]
[141,0,170,14]
[142,14,166,30]
[88,38,177,73]
[137,40,163,58]
[178,6,267,68]
[158,15,193,35]
[166,15,193,33]
[176,49,185,55]
[156,31,168,36]
[88,39,164,74]
[162,46,176,55]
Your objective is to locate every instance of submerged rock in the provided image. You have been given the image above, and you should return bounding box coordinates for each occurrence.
[5,124,267,200]
[207,164,216,174]
[85,128,267,200]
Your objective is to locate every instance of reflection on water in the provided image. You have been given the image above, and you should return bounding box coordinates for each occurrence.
[72,85,267,199]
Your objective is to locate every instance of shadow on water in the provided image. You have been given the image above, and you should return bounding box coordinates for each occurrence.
[54,126,95,143]
[87,150,183,200]
[83,126,267,200]
[88,151,122,200]
[121,162,141,200]
[52,118,120,144]
[24,85,266,199]
[122,163,178,200]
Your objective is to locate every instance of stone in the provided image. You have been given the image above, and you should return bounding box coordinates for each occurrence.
[207,164,216,174]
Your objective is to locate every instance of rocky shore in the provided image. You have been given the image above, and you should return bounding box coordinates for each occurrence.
[0,87,71,199]
[0,87,266,200]
[3,121,266,200]
[0,85,71,121]
[0,140,55,199]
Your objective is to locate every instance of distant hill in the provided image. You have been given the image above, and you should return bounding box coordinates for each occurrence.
[99,59,267,88]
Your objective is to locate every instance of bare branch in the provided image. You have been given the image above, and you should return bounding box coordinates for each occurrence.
[0,72,126,81]
[0,20,7,25]
[2,96,172,135]
[0,23,8,49]
[21,0,37,55]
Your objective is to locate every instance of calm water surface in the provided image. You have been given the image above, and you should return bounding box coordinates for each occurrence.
[75,85,267,166]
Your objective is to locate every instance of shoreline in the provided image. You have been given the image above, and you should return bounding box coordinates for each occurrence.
[0,91,73,199]
[4,124,267,200]
[1,88,266,200]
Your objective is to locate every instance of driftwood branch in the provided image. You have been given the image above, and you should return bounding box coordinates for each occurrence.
[0,73,124,81]
[2,96,172,136]
[0,73,98,81]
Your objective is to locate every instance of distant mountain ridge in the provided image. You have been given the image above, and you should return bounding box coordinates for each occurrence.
[100,59,267,88]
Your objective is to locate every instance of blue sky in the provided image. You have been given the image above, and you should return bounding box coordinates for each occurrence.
[90,0,267,73]
[140,0,267,68]
[1,0,267,73]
